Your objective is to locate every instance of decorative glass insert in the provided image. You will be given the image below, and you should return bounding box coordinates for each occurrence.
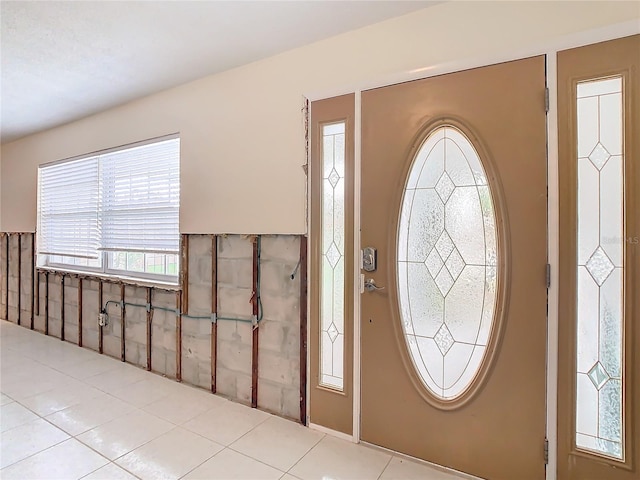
[320,122,346,390]
[575,76,624,459]
[397,125,497,400]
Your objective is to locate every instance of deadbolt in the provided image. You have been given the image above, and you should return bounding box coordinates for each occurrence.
[362,247,377,272]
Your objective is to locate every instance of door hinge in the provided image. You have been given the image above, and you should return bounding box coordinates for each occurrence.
[546,263,551,288]
[544,438,549,464]
[545,87,550,113]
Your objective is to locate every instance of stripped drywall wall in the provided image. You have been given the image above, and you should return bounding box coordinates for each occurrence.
[0,232,305,420]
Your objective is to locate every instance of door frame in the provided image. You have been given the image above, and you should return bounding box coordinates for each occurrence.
[304,19,640,480]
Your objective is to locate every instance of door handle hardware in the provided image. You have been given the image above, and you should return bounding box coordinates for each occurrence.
[364,278,385,292]
[362,247,377,272]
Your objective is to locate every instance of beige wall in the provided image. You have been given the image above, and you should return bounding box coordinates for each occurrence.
[1,1,638,233]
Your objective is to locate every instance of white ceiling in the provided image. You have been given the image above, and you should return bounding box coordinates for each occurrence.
[0,0,438,143]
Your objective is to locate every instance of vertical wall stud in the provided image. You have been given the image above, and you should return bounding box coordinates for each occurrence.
[78,278,83,347]
[44,271,49,335]
[98,281,103,354]
[181,234,189,315]
[176,290,182,382]
[299,235,308,425]
[120,284,126,362]
[251,236,260,408]
[17,234,21,325]
[35,272,40,317]
[31,234,35,329]
[176,233,187,382]
[211,235,218,393]
[60,274,65,341]
[146,287,152,371]
[4,233,9,320]
[35,268,40,317]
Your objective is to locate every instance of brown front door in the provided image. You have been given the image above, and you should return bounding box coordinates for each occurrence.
[360,57,548,479]
[557,35,640,480]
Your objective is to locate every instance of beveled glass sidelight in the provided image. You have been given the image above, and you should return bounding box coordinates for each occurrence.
[575,77,624,459]
[397,125,498,401]
[320,122,346,390]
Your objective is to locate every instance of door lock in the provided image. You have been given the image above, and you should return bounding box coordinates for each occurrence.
[362,247,377,272]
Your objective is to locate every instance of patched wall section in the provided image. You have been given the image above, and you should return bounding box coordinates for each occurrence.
[258,235,301,418]
[183,235,213,390]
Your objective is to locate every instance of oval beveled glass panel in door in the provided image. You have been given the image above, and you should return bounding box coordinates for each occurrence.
[397,125,498,401]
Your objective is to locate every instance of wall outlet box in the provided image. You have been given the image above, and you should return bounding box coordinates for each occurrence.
[98,312,108,327]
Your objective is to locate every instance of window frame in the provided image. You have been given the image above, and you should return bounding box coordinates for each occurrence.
[36,134,181,286]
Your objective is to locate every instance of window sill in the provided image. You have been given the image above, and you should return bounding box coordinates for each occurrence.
[36,266,180,291]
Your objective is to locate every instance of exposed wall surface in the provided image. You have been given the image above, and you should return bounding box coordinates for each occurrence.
[0,233,303,420]
[1,2,638,233]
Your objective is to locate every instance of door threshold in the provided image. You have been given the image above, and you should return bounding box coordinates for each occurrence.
[361,441,485,480]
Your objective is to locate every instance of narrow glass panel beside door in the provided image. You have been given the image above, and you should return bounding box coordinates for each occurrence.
[575,76,624,459]
[320,122,346,390]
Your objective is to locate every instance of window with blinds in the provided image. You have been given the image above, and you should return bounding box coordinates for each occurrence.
[37,135,180,283]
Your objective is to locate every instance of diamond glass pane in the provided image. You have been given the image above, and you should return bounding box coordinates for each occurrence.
[585,246,614,286]
[587,362,610,390]
[435,172,455,202]
[575,77,624,459]
[319,122,346,391]
[588,143,611,170]
[434,324,455,355]
[397,125,498,400]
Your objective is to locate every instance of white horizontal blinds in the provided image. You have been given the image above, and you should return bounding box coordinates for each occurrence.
[101,138,180,254]
[37,157,100,259]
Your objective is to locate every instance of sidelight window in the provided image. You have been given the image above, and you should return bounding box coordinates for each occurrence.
[574,77,624,459]
[319,122,346,390]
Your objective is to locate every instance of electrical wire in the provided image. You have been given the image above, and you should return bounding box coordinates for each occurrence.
[101,236,264,326]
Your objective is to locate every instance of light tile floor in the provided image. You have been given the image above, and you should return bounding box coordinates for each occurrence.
[0,320,466,479]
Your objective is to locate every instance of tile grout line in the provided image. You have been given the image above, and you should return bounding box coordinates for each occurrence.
[376,454,394,480]
[77,461,142,480]
[284,432,327,475]
[226,428,325,474]
[82,422,178,464]
[3,319,173,395]
[1,383,120,473]
[56,372,237,476]
[278,428,325,474]
[0,436,68,470]
[15,353,274,474]
[0,325,146,477]
[210,447,287,478]
[222,410,273,447]
[5,321,382,480]
[0,437,89,474]
[176,445,228,480]
[44,390,139,431]
[0,410,88,472]
[106,420,226,467]
[2,383,148,477]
